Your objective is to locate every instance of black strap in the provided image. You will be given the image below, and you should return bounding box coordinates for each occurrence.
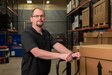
[56,59,64,75]
[56,59,80,75]
[74,60,80,75]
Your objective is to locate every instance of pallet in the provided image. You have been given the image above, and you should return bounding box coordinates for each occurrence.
[82,26,89,28]
[93,22,108,28]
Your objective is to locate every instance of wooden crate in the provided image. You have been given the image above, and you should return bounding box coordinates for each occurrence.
[93,0,108,27]
[82,7,90,28]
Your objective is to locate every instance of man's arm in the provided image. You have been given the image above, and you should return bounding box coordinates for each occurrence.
[53,42,72,54]
[31,42,80,62]
[53,42,80,60]
[30,47,70,61]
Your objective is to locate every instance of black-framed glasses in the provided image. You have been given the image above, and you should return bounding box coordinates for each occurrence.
[32,15,45,18]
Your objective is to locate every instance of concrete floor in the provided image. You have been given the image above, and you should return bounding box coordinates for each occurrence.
[0,57,76,75]
[0,57,21,75]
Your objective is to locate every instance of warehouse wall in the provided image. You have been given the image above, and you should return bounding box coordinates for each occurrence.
[18,10,67,34]
[17,3,67,35]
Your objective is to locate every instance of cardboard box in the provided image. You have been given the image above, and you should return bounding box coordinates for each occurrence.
[82,7,90,28]
[73,15,81,29]
[83,32,101,45]
[111,0,112,28]
[99,32,112,44]
[73,45,112,75]
[93,0,108,26]
[67,1,72,13]
[83,32,112,45]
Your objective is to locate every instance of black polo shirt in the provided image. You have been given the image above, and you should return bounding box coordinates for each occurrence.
[21,26,57,75]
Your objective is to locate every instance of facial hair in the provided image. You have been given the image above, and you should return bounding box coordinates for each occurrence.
[35,20,44,27]
[36,24,43,27]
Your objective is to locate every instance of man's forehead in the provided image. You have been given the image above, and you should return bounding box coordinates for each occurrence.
[33,9,45,15]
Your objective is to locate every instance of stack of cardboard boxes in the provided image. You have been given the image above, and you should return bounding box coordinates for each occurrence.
[83,31,112,45]
[74,31,112,75]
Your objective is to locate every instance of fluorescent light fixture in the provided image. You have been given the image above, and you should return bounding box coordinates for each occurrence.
[46,0,50,4]
[27,0,32,3]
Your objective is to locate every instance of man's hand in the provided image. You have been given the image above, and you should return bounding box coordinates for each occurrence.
[66,53,73,62]
[66,52,80,62]
[72,52,80,60]
[59,52,80,62]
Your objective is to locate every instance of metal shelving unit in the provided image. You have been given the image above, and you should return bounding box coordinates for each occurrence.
[66,0,111,75]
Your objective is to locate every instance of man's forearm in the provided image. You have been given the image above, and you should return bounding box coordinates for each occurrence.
[53,42,72,54]
[31,47,70,60]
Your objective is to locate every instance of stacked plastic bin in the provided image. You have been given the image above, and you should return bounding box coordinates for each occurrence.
[0,33,9,63]
[9,34,23,57]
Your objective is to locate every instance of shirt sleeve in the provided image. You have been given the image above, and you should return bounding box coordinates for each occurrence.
[21,31,38,53]
[45,30,57,47]
[50,35,57,46]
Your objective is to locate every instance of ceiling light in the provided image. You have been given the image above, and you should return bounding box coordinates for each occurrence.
[27,0,32,4]
[46,0,50,4]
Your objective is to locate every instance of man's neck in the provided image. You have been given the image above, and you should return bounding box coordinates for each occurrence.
[32,25,42,35]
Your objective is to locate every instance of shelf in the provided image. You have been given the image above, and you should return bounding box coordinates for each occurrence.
[0,48,9,63]
[68,25,109,32]
[7,7,18,16]
[67,0,91,16]
[7,29,17,33]
[0,48,9,51]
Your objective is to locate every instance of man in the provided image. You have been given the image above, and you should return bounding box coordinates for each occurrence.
[21,8,80,75]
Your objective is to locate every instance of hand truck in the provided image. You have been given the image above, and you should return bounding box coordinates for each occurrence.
[56,58,80,75]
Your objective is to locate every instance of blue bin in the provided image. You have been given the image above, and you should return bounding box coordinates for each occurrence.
[0,34,6,46]
[0,51,3,57]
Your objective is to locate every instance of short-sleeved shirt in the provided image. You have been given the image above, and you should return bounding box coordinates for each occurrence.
[21,26,57,75]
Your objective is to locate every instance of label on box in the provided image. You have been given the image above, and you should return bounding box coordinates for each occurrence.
[11,51,15,56]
